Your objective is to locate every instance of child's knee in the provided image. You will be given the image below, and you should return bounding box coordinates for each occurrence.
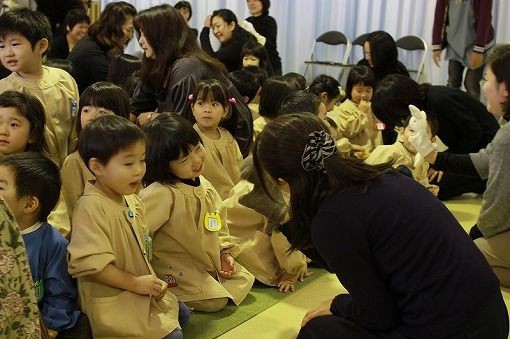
[187,297,229,312]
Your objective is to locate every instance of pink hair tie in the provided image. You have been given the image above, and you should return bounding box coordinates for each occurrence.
[188,93,194,101]
[228,97,236,105]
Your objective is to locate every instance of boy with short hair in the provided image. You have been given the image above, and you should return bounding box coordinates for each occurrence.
[0,152,91,338]
[0,8,79,167]
[67,115,182,338]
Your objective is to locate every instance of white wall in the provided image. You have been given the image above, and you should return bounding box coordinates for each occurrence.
[103,0,510,86]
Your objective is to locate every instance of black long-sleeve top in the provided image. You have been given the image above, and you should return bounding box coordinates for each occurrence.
[294,174,500,338]
[246,14,282,75]
[200,26,255,72]
[424,86,499,154]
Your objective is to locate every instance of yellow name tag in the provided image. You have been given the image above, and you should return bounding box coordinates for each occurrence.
[204,211,221,232]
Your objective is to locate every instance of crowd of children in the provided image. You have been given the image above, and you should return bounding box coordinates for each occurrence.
[0,2,509,338]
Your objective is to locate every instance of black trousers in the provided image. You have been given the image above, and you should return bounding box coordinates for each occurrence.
[435,172,486,201]
[55,313,92,339]
[297,291,508,339]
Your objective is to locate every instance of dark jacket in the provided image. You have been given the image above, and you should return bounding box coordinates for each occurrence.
[200,26,256,72]
[246,14,282,75]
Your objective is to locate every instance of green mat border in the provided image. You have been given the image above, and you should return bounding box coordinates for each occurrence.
[183,268,327,339]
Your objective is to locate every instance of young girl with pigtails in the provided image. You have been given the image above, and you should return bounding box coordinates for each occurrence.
[190,79,244,200]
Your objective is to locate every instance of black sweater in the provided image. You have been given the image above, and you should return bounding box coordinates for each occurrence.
[246,14,282,75]
[424,86,499,154]
[200,26,255,72]
[295,174,500,338]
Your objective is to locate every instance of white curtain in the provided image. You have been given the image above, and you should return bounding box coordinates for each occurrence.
[103,0,510,86]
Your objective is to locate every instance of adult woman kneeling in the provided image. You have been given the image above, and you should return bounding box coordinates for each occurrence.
[253,113,508,338]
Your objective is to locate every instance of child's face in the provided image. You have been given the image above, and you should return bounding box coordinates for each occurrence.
[80,105,114,130]
[0,106,33,156]
[323,94,341,112]
[0,165,25,219]
[0,33,45,76]
[67,21,89,42]
[93,140,146,201]
[243,55,260,68]
[400,124,433,155]
[138,29,155,59]
[169,143,205,180]
[192,96,228,131]
[350,83,373,105]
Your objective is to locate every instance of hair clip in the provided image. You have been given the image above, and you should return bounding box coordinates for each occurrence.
[228,97,236,105]
[188,93,194,101]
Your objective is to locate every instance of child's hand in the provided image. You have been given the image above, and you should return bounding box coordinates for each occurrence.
[219,253,236,279]
[277,272,296,293]
[359,100,371,113]
[296,269,314,282]
[137,112,158,126]
[133,275,167,297]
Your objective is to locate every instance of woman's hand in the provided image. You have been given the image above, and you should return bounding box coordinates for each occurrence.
[219,253,236,278]
[204,15,212,28]
[137,112,158,126]
[301,298,333,327]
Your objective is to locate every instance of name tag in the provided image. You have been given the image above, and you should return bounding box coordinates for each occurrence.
[204,211,221,232]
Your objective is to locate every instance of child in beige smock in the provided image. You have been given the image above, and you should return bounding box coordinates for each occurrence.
[140,176,255,312]
[0,66,79,167]
[68,182,180,338]
[194,125,243,200]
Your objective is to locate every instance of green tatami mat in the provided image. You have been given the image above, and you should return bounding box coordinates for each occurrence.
[183,267,327,339]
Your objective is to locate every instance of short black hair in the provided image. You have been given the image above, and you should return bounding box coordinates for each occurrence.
[308,74,340,99]
[228,68,260,104]
[282,72,307,90]
[77,81,131,136]
[0,152,60,222]
[64,8,90,30]
[345,65,376,100]
[78,115,146,168]
[279,90,321,116]
[244,65,268,86]
[143,113,202,186]
[0,90,47,154]
[259,76,296,118]
[0,8,52,49]
[174,1,192,20]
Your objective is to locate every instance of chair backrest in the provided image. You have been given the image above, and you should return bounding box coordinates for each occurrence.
[304,31,352,82]
[396,35,428,81]
[352,33,370,46]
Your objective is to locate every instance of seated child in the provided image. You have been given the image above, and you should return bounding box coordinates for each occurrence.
[0,8,80,167]
[225,173,309,293]
[190,79,243,200]
[331,65,382,159]
[253,76,295,139]
[60,82,131,222]
[241,40,274,76]
[307,74,343,114]
[141,113,254,312]
[228,68,261,120]
[365,113,440,196]
[243,65,268,120]
[0,152,91,338]
[282,72,307,90]
[67,115,182,338]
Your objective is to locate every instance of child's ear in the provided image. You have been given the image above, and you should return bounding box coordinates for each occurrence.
[23,196,39,215]
[36,38,49,55]
[88,157,104,177]
[320,92,329,103]
[242,95,250,104]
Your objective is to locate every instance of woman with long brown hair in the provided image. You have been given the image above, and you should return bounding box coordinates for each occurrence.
[131,4,253,156]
